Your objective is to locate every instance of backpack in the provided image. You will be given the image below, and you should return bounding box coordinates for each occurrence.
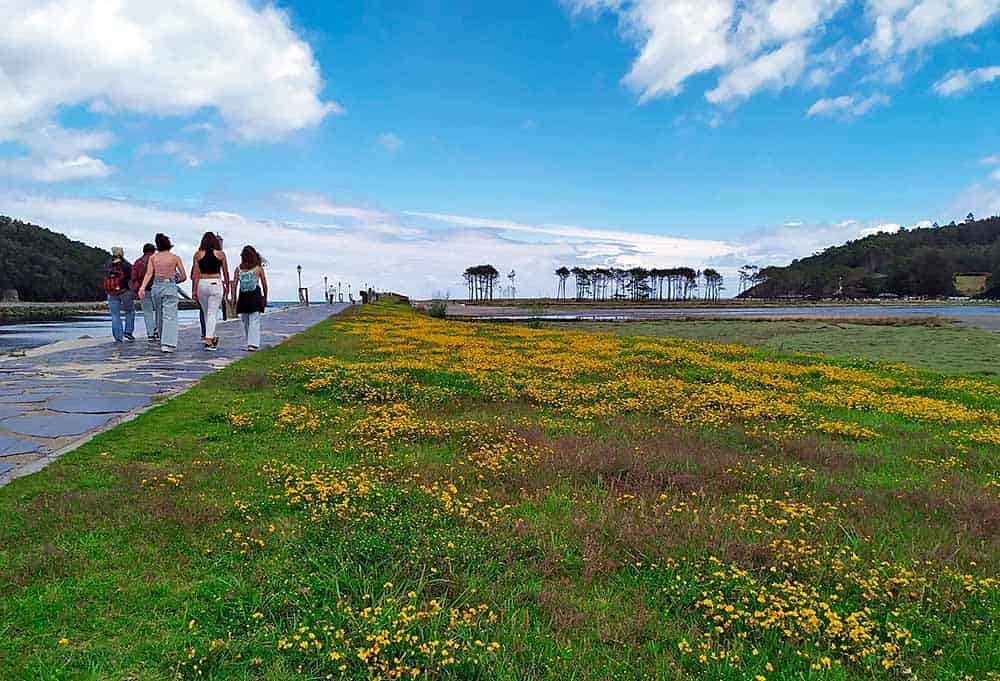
[104,261,127,295]
[238,268,258,293]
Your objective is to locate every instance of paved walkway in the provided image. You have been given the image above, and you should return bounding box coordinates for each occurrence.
[0,303,350,486]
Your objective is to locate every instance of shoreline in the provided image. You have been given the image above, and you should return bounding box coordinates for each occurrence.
[0,301,108,323]
[0,300,200,323]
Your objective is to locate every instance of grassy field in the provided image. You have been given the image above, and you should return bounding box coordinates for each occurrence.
[2,301,999,680]
[542,318,1000,376]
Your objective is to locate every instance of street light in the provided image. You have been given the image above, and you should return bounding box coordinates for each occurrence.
[297,265,303,290]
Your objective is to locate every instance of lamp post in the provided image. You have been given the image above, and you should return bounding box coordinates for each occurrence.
[324,276,328,303]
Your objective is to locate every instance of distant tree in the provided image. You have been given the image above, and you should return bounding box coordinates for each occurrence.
[463,264,500,302]
[555,267,570,299]
[570,266,590,300]
[910,248,955,297]
[702,268,723,300]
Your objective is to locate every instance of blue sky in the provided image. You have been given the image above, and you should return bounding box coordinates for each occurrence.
[2,0,999,297]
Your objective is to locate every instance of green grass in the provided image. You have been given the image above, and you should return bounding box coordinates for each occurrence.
[545,318,1000,376]
[1,302,998,680]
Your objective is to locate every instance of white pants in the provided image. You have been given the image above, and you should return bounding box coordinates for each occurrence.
[197,279,223,339]
[240,312,261,348]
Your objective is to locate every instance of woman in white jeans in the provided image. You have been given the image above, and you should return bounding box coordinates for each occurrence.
[191,232,230,351]
[232,245,268,351]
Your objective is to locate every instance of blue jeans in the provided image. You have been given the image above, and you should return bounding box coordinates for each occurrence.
[138,288,156,337]
[151,279,179,349]
[107,291,135,342]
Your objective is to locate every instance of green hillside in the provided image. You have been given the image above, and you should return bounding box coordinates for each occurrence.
[741,214,1000,299]
[0,216,110,302]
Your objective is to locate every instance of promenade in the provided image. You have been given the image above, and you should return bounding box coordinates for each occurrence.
[0,303,349,485]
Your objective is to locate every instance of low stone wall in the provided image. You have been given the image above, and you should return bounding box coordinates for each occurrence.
[0,302,107,323]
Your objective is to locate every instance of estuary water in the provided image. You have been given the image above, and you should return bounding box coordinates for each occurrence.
[0,302,309,352]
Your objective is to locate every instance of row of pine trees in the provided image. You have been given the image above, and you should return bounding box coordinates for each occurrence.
[555,266,724,301]
[462,264,725,301]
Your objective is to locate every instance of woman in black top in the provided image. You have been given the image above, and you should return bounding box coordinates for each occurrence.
[191,232,229,350]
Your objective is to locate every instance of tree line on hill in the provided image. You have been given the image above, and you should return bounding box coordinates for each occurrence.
[741,214,1000,299]
[0,216,110,302]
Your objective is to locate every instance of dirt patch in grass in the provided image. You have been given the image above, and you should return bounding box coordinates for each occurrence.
[526,425,744,499]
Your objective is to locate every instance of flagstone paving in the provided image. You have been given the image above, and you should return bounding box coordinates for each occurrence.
[0,303,350,485]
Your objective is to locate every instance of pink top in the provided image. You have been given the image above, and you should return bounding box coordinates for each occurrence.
[151,252,180,279]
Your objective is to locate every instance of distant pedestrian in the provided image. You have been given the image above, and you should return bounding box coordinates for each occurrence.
[104,246,135,344]
[131,243,157,341]
[232,245,268,352]
[139,233,187,353]
[191,231,229,351]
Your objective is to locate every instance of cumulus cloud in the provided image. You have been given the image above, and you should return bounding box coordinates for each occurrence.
[869,0,1000,56]
[933,65,1000,96]
[806,92,890,117]
[706,41,808,103]
[0,0,338,181]
[561,0,1000,108]
[981,155,1000,165]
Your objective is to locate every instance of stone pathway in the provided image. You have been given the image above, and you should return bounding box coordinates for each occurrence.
[0,303,350,485]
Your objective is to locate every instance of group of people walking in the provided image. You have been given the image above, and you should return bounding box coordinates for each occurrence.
[104,232,269,353]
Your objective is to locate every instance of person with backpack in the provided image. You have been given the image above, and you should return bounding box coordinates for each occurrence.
[138,233,187,353]
[231,245,268,352]
[130,242,157,341]
[105,247,135,343]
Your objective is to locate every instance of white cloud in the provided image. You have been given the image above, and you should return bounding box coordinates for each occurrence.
[869,0,1000,56]
[376,133,403,152]
[404,211,734,264]
[0,155,112,182]
[992,168,1000,182]
[716,218,910,270]
[562,0,1000,107]
[0,0,338,181]
[706,41,808,103]
[282,192,392,223]
[981,155,1000,165]
[933,65,1000,96]
[955,182,1000,218]
[2,192,941,299]
[136,141,205,168]
[806,92,890,117]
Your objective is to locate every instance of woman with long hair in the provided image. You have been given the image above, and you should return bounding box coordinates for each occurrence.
[139,233,187,353]
[191,231,229,351]
[130,243,157,341]
[231,245,268,351]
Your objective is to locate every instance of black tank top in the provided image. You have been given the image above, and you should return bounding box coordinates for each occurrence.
[199,250,222,275]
